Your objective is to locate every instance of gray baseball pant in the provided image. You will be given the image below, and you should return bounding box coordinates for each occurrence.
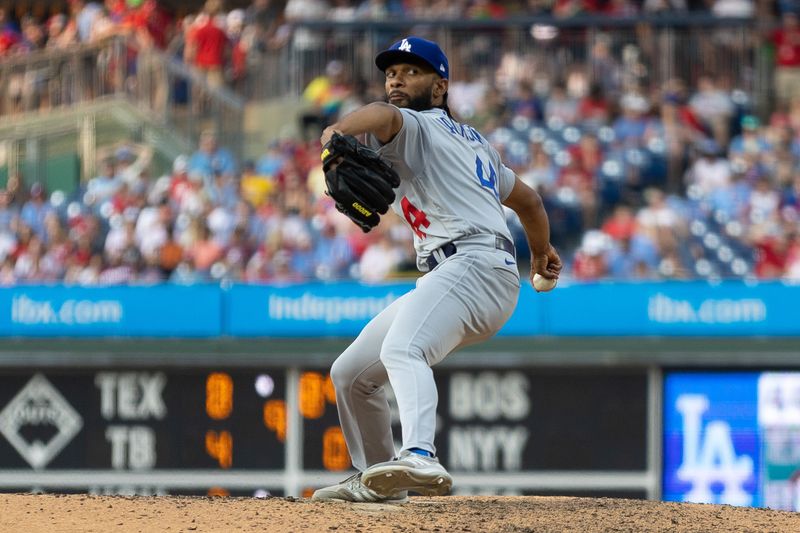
[330,244,520,471]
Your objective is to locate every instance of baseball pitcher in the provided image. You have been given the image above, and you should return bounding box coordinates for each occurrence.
[313,36,562,502]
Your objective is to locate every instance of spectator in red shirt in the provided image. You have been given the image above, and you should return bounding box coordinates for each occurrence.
[577,83,611,126]
[754,234,790,278]
[772,12,800,108]
[569,133,603,176]
[559,155,597,229]
[126,0,171,50]
[127,0,172,114]
[601,205,637,242]
[186,0,229,89]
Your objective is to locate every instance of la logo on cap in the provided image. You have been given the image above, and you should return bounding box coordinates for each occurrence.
[399,39,411,52]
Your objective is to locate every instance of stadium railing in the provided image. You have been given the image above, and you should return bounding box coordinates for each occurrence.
[244,14,764,109]
[0,37,245,172]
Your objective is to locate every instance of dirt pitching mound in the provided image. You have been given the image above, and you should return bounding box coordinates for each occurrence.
[2,493,799,532]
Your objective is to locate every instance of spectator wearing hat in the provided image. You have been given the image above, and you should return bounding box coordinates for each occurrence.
[729,115,771,157]
[613,92,653,147]
[572,229,612,280]
[177,170,209,216]
[168,155,192,206]
[113,143,153,188]
[135,198,171,259]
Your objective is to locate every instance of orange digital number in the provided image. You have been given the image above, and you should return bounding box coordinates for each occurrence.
[205,430,233,468]
[299,372,325,419]
[206,373,233,420]
[263,399,286,441]
[322,426,350,471]
[323,374,336,405]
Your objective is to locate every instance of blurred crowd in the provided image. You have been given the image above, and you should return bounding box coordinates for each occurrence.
[1,0,800,283]
[1,79,799,285]
[0,0,779,75]
[0,130,421,285]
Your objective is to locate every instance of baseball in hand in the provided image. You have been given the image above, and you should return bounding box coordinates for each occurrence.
[532,273,557,292]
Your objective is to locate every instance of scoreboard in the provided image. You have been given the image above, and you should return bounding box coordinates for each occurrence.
[0,369,289,495]
[0,366,652,498]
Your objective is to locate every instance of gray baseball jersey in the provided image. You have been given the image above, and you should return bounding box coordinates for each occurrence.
[370,107,516,270]
[331,106,521,472]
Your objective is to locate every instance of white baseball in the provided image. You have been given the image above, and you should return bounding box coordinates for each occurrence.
[532,273,557,292]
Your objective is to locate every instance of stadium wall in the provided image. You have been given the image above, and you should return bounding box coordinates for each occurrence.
[0,281,798,507]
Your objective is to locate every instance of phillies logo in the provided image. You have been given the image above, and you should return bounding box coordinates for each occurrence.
[0,374,83,469]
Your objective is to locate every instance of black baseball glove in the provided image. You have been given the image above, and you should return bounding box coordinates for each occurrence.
[321,133,401,233]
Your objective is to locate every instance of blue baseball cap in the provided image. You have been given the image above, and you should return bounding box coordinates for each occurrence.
[375,37,449,79]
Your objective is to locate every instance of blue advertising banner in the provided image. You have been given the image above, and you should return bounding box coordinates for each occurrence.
[0,281,796,338]
[225,283,545,337]
[0,285,222,337]
[545,281,797,336]
[225,282,410,337]
[663,372,760,507]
